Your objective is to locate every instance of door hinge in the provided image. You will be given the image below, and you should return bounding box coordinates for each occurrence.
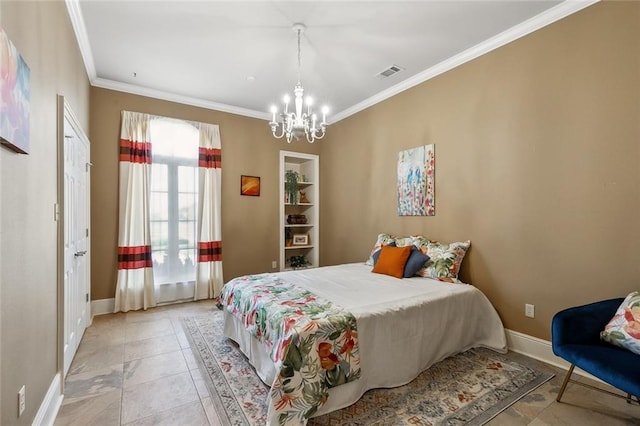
[86,162,93,172]
[86,294,89,302]
[86,228,89,237]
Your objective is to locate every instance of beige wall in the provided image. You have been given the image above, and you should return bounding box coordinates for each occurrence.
[1,3,635,422]
[0,1,90,424]
[89,88,319,300]
[91,2,640,341]
[320,1,640,340]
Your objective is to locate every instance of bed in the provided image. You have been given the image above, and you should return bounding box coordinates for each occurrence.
[221,262,507,425]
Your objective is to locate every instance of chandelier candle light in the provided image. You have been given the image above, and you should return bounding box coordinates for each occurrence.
[269,23,328,143]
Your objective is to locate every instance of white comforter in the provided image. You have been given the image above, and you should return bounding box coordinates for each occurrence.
[223,263,507,423]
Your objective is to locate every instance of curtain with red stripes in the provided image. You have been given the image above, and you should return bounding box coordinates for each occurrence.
[114,111,156,312]
[195,124,224,300]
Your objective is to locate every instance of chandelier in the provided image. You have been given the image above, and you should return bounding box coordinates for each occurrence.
[269,24,328,144]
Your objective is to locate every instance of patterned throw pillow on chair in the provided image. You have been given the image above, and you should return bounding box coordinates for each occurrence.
[600,291,640,355]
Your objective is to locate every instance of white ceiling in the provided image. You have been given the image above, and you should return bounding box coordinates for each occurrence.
[68,0,597,123]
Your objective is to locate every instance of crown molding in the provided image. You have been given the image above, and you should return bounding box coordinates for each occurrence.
[65,0,96,80]
[67,0,599,124]
[331,0,600,123]
[65,0,268,120]
[92,78,271,121]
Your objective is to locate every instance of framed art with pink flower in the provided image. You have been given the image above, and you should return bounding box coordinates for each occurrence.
[1,28,31,154]
[397,144,435,216]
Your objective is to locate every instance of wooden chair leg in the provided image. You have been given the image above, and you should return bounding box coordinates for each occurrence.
[557,364,575,402]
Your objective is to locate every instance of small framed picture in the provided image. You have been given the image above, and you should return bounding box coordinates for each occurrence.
[292,234,309,246]
[240,175,260,196]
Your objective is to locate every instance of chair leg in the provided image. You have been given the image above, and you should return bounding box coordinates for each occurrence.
[557,364,575,402]
[625,394,640,404]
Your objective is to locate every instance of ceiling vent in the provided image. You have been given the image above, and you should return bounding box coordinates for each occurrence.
[376,64,404,79]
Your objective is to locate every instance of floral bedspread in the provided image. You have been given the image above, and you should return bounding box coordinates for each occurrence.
[221,274,360,425]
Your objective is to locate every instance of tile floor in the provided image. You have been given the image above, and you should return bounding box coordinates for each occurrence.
[54,300,640,425]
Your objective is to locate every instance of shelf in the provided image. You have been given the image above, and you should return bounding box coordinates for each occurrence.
[283,182,313,187]
[280,151,319,271]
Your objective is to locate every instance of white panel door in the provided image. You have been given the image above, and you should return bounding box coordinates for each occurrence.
[63,115,90,377]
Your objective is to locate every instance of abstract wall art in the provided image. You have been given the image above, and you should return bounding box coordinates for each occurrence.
[240,175,260,196]
[397,144,435,216]
[1,28,30,154]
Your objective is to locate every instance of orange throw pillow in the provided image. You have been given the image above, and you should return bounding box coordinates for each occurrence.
[372,245,412,279]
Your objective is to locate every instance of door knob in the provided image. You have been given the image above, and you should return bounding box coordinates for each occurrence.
[74,250,87,257]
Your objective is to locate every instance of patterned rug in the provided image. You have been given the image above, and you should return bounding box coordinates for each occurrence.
[182,311,554,425]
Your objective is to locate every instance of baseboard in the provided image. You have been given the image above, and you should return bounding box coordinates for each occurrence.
[91,298,115,317]
[505,328,603,384]
[33,373,63,426]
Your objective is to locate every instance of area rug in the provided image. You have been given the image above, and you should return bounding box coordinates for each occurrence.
[182,311,554,425]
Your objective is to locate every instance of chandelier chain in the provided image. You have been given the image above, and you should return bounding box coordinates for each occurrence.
[296,29,302,84]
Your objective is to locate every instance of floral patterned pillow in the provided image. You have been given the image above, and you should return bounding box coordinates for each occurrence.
[365,233,395,266]
[412,237,471,283]
[600,291,640,355]
[395,236,414,247]
[365,234,414,266]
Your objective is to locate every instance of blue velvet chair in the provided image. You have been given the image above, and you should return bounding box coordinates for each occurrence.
[552,298,640,403]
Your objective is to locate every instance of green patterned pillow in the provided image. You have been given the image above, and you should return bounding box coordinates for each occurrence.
[412,237,471,283]
[394,236,414,247]
[365,234,395,266]
[601,291,640,355]
[365,234,414,266]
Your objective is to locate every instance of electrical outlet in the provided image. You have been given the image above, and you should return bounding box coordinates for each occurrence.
[272,261,278,269]
[525,304,535,318]
[18,385,25,416]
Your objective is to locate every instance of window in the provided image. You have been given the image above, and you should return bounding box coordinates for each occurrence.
[149,118,199,294]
